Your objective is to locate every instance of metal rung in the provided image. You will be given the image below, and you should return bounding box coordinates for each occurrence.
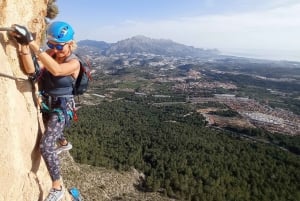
[0,27,14,31]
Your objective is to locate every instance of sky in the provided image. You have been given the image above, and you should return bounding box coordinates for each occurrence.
[55,0,300,61]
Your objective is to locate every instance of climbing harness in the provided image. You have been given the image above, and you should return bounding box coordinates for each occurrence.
[39,92,76,127]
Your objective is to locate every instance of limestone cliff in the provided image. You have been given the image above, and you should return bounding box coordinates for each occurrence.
[0,1,70,201]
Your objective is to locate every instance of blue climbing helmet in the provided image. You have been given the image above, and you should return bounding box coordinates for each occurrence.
[46,21,74,43]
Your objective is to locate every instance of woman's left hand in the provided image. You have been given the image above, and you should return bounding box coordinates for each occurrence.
[10,24,34,45]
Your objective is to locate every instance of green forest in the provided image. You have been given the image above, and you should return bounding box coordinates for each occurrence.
[65,98,300,201]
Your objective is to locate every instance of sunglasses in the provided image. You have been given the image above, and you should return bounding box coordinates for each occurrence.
[47,42,67,50]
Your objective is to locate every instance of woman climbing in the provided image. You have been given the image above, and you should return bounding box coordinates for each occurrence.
[10,21,80,201]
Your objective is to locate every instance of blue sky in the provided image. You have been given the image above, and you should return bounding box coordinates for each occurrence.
[56,0,300,61]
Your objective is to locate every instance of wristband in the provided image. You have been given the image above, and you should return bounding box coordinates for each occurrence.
[35,48,44,56]
[19,52,30,55]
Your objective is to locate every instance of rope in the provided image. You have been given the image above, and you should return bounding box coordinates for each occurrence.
[0,72,28,81]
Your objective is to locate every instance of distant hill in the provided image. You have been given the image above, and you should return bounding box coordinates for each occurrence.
[77,39,110,50]
[78,35,219,58]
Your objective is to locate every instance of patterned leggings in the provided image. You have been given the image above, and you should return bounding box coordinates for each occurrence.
[40,111,69,181]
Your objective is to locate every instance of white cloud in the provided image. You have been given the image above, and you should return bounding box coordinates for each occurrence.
[85,2,300,61]
[259,0,300,9]
[65,0,300,61]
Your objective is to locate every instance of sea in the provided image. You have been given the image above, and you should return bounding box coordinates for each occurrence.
[220,48,300,63]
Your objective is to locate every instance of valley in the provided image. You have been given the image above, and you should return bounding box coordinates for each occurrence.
[63,39,300,201]
[78,42,300,137]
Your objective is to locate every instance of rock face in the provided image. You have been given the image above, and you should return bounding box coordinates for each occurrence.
[0,1,70,201]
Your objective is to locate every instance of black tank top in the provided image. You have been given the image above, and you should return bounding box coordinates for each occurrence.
[40,54,78,97]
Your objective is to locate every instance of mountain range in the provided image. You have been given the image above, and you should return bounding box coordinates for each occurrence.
[77,35,219,58]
